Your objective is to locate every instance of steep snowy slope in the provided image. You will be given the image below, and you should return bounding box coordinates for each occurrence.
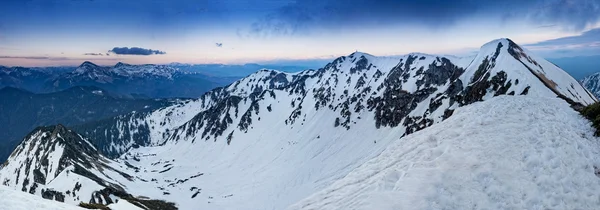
[0,125,175,209]
[582,72,600,99]
[1,39,596,209]
[288,96,600,210]
[0,125,132,204]
[461,39,596,106]
[0,185,84,210]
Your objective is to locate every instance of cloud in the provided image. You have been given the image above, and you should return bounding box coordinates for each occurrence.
[535,24,557,28]
[0,56,55,60]
[525,28,600,57]
[246,0,600,37]
[528,0,600,31]
[0,55,118,61]
[108,47,166,55]
[215,43,223,47]
[83,53,105,56]
[528,28,600,46]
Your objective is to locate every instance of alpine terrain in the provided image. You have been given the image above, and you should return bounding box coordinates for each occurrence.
[581,72,600,99]
[1,38,599,210]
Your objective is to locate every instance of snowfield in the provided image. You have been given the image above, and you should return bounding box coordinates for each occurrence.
[288,96,600,210]
[0,185,83,210]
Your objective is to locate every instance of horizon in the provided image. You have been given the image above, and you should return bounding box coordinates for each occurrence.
[1,37,596,68]
[1,0,599,67]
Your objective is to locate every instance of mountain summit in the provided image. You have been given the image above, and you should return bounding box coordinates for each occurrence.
[1,38,598,209]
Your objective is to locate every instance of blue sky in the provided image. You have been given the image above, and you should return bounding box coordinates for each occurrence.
[0,0,599,66]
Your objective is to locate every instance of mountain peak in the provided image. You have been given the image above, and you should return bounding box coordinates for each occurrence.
[465,37,597,107]
[114,62,130,68]
[79,61,98,68]
[349,51,374,58]
[0,124,147,206]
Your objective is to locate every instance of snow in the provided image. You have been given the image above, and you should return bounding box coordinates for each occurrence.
[92,90,103,95]
[288,96,600,210]
[106,199,143,210]
[45,140,64,183]
[0,185,84,210]
[581,72,600,99]
[112,63,180,79]
[463,38,596,105]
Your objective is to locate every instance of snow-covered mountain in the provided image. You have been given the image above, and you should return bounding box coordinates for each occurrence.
[581,72,600,99]
[0,38,597,209]
[0,124,175,209]
[51,61,218,98]
[66,61,181,82]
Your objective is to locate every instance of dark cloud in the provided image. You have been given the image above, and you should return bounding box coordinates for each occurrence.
[83,53,105,56]
[215,43,223,47]
[109,47,166,55]
[247,0,600,37]
[529,0,600,31]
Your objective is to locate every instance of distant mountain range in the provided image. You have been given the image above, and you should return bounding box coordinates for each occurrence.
[0,61,314,99]
[168,63,320,77]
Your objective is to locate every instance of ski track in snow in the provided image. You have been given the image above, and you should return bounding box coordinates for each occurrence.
[288,96,600,210]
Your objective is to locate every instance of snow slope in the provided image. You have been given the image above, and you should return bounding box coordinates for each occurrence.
[0,185,83,210]
[581,72,600,99]
[288,96,600,210]
[107,199,143,210]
